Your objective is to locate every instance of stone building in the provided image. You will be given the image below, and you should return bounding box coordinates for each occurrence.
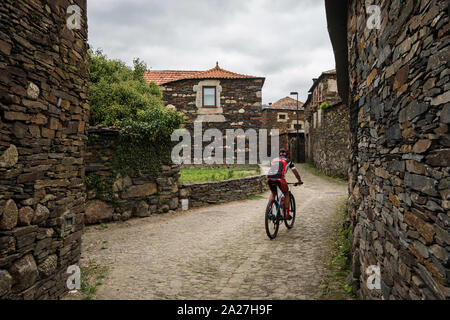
[145,63,265,165]
[262,97,305,135]
[145,63,264,131]
[262,97,305,162]
[0,0,88,299]
[326,0,449,299]
[304,69,351,178]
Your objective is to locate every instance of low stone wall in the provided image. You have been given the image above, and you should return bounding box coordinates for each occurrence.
[307,102,350,179]
[85,128,267,223]
[179,175,267,208]
[84,127,180,224]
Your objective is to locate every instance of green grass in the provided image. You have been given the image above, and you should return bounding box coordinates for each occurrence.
[319,200,356,300]
[179,167,260,184]
[301,163,348,184]
[80,259,109,300]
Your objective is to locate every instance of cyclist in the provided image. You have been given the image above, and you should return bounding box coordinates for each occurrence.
[266,147,303,220]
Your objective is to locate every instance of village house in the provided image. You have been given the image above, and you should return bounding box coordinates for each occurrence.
[144,63,265,132]
[262,97,305,162]
[303,69,340,129]
[144,63,265,165]
[303,69,350,177]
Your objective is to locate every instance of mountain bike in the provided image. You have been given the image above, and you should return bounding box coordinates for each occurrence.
[265,183,299,240]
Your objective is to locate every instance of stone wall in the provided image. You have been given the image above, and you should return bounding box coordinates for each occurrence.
[179,175,267,208]
[306,103,350,178]
[0,0,88,299]
[304,71,345,171]
[84,127,180,224]
[85,127,267,220]
[342,0,449,300]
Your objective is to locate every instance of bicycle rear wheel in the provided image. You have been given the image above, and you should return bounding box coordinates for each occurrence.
[284,192,296,229]
[265,200,280,239]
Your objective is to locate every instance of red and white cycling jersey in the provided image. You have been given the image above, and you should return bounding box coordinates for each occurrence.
[267,157,296,180]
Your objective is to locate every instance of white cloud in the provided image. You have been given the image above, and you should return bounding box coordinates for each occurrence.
[87,0,335,104]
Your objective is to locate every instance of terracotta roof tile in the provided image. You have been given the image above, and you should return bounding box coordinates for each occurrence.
[266,97,304,110]
[144,62,264,85]
[322,69,336,75]
[307,69,337,93]
[144,70,201,85]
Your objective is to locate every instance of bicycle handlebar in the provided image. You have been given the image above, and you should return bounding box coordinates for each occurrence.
[288,182,303,186]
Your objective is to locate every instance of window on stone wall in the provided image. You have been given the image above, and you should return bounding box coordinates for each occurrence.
[318,84,322,102]
[203,86,216,107]
[318,108,322,128]
[277,113,288,122]
[291,120,304,130]
[313,83,323,104]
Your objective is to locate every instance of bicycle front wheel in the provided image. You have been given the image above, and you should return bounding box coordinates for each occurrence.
[265,200,279,239]
[284,192,296,229]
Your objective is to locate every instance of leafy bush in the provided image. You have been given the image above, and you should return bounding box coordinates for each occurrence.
[88,49,184,177]
[319,102,329,110]
[89,49,176,127]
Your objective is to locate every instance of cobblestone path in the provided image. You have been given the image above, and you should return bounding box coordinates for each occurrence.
[78,164,347,299]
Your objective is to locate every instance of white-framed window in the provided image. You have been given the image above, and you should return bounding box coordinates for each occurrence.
[277,113,288,122]
[313,83,323,104]
[291,120,304,130]
[202,86,216,107]
[318,108,322,127]
[193,80,225,122]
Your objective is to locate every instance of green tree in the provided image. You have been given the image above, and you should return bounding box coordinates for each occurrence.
[88,49,180,127]
[87,49,184,177]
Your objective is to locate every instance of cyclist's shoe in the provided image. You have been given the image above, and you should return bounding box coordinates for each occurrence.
[285,213,292,220]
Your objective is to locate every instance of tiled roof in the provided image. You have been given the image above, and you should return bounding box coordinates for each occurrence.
[144,70,200,85]
[144,62,264,85]
[307,68,337,93]
[265,97,304,110]
[322,69,336,75]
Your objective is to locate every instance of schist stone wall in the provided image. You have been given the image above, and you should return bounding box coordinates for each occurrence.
[306,103,351,178]
[304,72,343,169]
[179,175,267,208]
[85,128,267,219]
[84,127,180,224]
[163,78,264,164]
[344,0,450,299]
[0,0,88,299]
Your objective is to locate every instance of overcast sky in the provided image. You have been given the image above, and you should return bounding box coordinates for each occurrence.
[87,0,335,104]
